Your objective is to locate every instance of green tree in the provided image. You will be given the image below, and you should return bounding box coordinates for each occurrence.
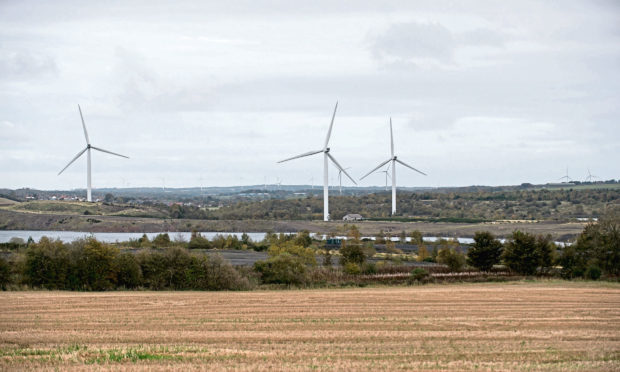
[437,248,465,272]
[467,231,503,271]
[503,230,539,275]
[24,237,70,289]
[74,238,119,290]
[115,253,142,288]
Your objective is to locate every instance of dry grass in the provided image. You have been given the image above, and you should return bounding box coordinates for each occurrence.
[1,282,619,371]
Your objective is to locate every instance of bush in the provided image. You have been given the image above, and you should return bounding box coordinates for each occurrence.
[437,248,465,272]
[586,265,602,280]
[152,233,171,247]
[115,253,142,288]
[340,242,366,266]
[254,253,307,285]
[186,254,250,290]
[343,262,361,275]
[362,262,377,275]
[410,268,429,282]
[188,234,211,249]
[0,257,10,290]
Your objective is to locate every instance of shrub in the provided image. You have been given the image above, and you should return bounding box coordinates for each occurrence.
[188,234,211,249]
[187,254,250,290]
[340,242,366,266]
[0,256,10,290]
[115,253,142,288]
[437,248,466,272]
[586,265,602,280]
[152,233,171,247]
[410,268,429,282]
[362,262,377,275]
[254,253,307,285]
[343,262,361,275]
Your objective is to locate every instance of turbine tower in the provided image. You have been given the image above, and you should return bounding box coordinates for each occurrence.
[278,102,356,221]
[58,105,129,202]
[361,118,426,215]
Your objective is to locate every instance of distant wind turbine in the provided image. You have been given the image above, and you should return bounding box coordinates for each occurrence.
[585,168,599,183]
[278,102,356,221]
[360,118,426,215]
[377,166,391,191]
[58,105,129,202]
[338,167,351,195]
[559,167,572,182]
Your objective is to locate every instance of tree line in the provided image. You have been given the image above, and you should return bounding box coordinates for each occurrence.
[0,211,617,290]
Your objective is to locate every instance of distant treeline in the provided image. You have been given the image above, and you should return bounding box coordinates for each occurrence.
[0,211,617,290]
[159,187,618,221]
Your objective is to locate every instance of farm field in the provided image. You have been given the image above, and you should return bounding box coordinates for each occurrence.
[0,282,619,371]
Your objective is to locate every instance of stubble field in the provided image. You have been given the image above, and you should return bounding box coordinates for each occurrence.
[0,282,619,371]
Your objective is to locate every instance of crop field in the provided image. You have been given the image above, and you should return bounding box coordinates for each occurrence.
[0,282,619,371]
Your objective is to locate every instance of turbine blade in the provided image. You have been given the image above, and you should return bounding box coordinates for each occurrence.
[277,149,323,163]
[58,147,87,175]
[396,159,427,176]
[360,158,392,180]
[327,153,356,185]
[91,146,129,159]
[390,117,394,158]
[78,104,90,145]
[323,101,338,150]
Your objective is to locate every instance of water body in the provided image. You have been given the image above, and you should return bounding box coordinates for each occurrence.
[0,230,476,244]
[0,231,270,243]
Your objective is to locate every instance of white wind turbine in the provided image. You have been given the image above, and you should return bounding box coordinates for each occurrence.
[338,167,351,195]
[278,102,356,221]
[360,118,426,215]
[58,105,129,202]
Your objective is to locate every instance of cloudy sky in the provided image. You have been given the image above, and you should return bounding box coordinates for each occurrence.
[1,0,619,190]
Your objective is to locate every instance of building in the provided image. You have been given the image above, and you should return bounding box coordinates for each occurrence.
[342,214,363,221]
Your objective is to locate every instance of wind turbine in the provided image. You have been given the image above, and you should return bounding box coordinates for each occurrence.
[58,105,129,202]
[559,167,572,182]
[338,167,351,195]
[360,118,426,215]
[585,168,599,183]
[278,102,356,221]
[376,163,391,191]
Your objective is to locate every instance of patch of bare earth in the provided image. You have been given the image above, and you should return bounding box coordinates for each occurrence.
[0,282,619,370]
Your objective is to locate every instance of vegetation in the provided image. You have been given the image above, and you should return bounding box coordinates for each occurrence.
[467,231,503,271]
[1,209,619,290]
[2,186,617,223]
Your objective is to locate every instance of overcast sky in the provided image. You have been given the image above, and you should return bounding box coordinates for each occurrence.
[1,0,619,190]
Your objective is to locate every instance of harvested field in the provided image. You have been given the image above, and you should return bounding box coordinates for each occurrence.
[0,282,619,371]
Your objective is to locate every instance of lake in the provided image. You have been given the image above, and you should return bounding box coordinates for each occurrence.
[0,230,476,244]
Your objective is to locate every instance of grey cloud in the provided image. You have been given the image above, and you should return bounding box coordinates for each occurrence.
[371,22,455,64]
[0,50,58,80]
